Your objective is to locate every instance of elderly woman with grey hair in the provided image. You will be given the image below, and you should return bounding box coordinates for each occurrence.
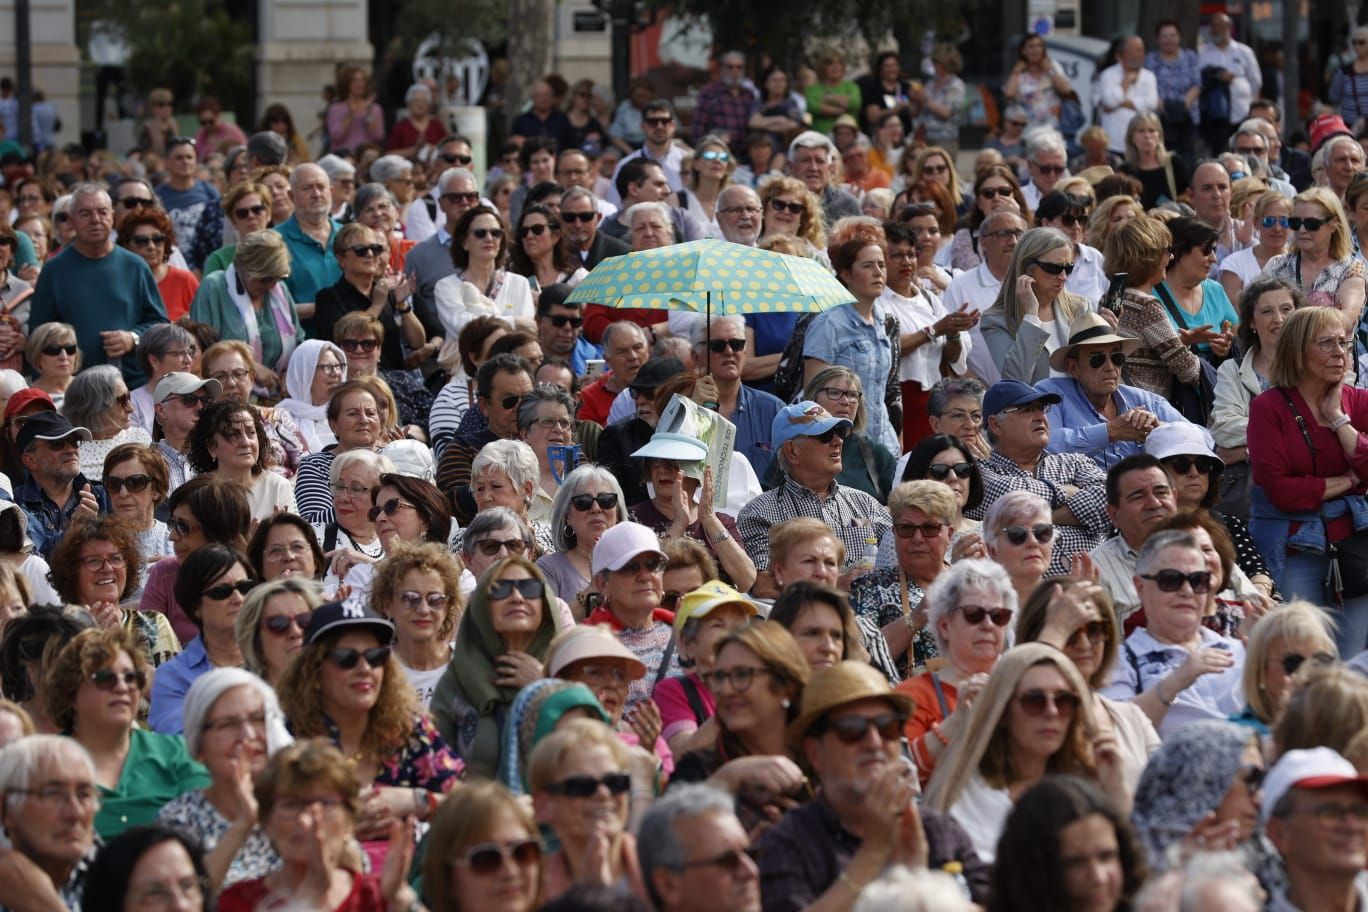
[62,364,151,481]
[895,556,1017,786]
[983,489,1056,607]
[457,506,576,630]
[625,200,676,251]
[460,438,555,556]
[369,156,417,228]
[129,322,198,434]
[156,667,292,889]
[516,384,579,519]
[387,83,446,157]
[311,448,394,564]
[924,376,989,461]
[536,464,628,617]
[352,181,418,274]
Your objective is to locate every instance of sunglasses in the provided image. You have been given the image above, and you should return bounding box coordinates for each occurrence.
[1261,215,1291,229]
[234,204,268,220]
[769,199,805,214]
[398,591,451,610]
[809,426,850,445]
[927,461,973,480]
[119,197,155,208]
[203,579,257,600]
[614,555,666,575]
[473,538,529,556]
[708,338,746,354]
[90,668,147,691]
[441,153,474,165]
[349,244,385,257]
[327,645,393,670]
[560,210,597,223]
[53,213,70,224]
[820,711,903,744]
[979,186,1014,199]
[571,492,618,512]
[41,343,78,357]
[172,394,212,409]
[116,393,133,410]
[1281,651,1336,676]
[955,604,1014,626]
[1140,569,1214,593]
[130,234,166,247]
[922,164,949,175]
[1002,523,1054,546]
[545,771,632,798]
[1031,259,1075,276]
[368,498,416,522]
[340,338,379,353]
[1033,163,1067,175]
[1066,620,1108,648]
[518,223,550,238]
[263,611,314,635]
[1287,217,1328,231]
[169,517,201,536]
[495,394,523,411]
[1016,689,1081,716]
[1085,351,1127,369]
[441,191,480,204]
[700,149,730,162]
[488,577,545,600]
[1238,764,1266,793]
[454,839,542,875]
[472,227,503,240]
[644,116,674,126]
[105,474,153,494]
[1053,213,1088,227]
[547,314,583,328]
[1164,455,1220,476]
[893,520,945,540]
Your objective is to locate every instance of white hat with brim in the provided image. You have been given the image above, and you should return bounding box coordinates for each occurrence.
[545,625,648,679]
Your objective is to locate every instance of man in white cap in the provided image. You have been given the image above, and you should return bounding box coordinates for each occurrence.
[738,402,891,598]
[153,371,220,496]
[586,521,678,712]
[1262,747,1368,911]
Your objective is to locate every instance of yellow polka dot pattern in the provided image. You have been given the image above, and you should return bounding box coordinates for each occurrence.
[564,239,856,314]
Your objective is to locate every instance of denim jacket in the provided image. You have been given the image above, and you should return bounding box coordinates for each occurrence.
[1249,486,1368,583]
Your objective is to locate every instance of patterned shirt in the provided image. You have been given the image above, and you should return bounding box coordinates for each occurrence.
[586,605,679,714]
[692,80,759,149]
[322,713,464,792]
[1145,49,1201,112]
[848,566,939,679]
[294,447,337,524]
[968,449,1110,576]
[736,476,893,573]
[1117,288,1202,397]
[157,790,280,886]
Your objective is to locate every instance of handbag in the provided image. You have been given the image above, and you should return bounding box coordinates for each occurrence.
[1279,389,1368,603]
[1154,284,1219,425]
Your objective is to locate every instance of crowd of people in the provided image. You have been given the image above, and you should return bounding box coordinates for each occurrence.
[3,18,1368,912]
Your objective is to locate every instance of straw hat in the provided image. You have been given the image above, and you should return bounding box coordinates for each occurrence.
[1048,311,1142,372]
[787,661,915,743]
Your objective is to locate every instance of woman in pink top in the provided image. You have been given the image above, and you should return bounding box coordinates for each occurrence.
[326,65,385,152]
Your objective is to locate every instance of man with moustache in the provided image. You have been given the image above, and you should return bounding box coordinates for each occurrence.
[1088,452,1180,621]
[15,412,107,559]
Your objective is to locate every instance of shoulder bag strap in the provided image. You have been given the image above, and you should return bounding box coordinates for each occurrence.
[855,433,884,502]
[680,674,710,724]
[1123,641,1144,695]
[323,522,339,553]
[929,671,951,717]
[1162,156,1178,203]
[654,634,677,689]
[1153,282,1189,330]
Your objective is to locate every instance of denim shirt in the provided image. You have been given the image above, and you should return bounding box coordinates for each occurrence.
[17,473,109,559]
[803,303,897,453]
[1249,487,1368,583]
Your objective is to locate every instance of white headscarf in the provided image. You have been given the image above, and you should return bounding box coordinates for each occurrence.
[181,667,294,760]
[276,340,346,452]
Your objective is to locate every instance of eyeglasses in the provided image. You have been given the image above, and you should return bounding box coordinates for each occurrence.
[90,668,146,691]
[820,711,904,744]
[518,223,550,238]
[1164,455,1220,476]
[1031,259,1075,276]
[575,662,631,686]
[472,227,503,240]
[330,482,373,499]
[203,710,269,736]
[808,426,850,445]
[53,213,70,224]
[708,338,746,354]
[700,149,731,162]
[561,210,597,223]
[0,238,14,249]
[234,204,268,220]
[327,645,392,670]
[8,785,101,809]
[1296,801,1368,825]
[130,234,165,247]
[927,461,973,480]
[1085,351,1127,369]
[453,839,542,875]
[1314,336,1354,354]
[953,604,1014,626]
[612,555,665,575]
[893,520,945,540]
[368,498,417,522]
[1281,651,1336,676]
[546,314,583,328]
[488,577,545,600]
[817,386,862,403]
[80,553,128,572]
[769,199,805,214]
[473,538,529,557]
[1016,689,1081,716]
[441,152,475,165]
[348,244,385,257]
[340,338,380,353]
[571,492,619,512]
[115,392,133,410]
[1287,216,1328,231]
[441,191,481,204]
[1052,214,1088,228]
[1261,215,1291,229]
[398,590,451,611]
[940,409,983,424]
[1140,569,1214,593]
[168,517,201,537]
[263,611,314,634]
[644,116,674,126]
[316,360,345,376]
[203,579,257,600]
[1001,523,1054,546]
[525,413,572,432]
[979,186,1014,199]
[119,196,155,209]
[1234,146,1266,156]
[703,665,772,693]
[495,394,523,411]
[211,368,252,384]
[1032,163,1067,175]
[1066,620,1108,649]
[680,847,757,875]
[545,772,632,797]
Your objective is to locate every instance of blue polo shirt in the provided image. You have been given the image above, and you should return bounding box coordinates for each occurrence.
[732,384,785,483]
[1035,376,1191,469]
[273,215,341,327]
[147,635,210,735]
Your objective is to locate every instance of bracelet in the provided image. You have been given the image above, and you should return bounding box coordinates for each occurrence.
[903,612,920,635]
[838,871,867,894]
[1332,414,1352,432]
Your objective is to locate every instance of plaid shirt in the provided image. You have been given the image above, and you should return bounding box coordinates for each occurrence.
[692,80,759,149]
[736,476,891,573]
[966,449,1110,576]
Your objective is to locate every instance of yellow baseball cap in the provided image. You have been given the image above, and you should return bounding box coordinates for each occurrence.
[673,580,759,637]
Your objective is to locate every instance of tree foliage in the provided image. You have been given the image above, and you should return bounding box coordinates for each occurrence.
[387,0,509,61]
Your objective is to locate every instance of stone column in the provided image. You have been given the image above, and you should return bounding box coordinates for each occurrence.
[256,0,372,159]
[0,0,81,148]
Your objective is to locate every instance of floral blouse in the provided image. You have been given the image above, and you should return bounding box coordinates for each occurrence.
[1263,252,1367,309]
[847,566,940,678]
[322,714,464,793]
[257,405,308,479]
[157,790,280,886]
[381,369,435,434]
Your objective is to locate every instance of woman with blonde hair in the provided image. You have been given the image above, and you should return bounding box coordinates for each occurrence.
[758,175,827,261]
[1084,194,1141,254]
[1262,186,1367,320]
[25,321,79,406]
[980,227,1091,384]
[680,133,735,235]
[1273,661,1368,760]
[1118,110,1190,209]
[234,577,325,687]
[1233,601,1337,737]
[370,542,463,709]
[1218,190,1293,304]
[924,643,1119,865]
[907,146,971,218]
[421,780,544,912]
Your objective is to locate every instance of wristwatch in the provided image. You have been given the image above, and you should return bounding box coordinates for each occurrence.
[708,526,731,545]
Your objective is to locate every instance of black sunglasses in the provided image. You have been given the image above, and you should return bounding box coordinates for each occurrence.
[263,611,314,634]
[90,668,147,691]
[518,223,550,238]
[119,197,155,208]
[819,711,903,744]
[1016,689,1081,716]
[105,474,153,494]
[708,338,746,354]
[561,210,597,223]
[488,577,545,600]
[41,343,78,357]
[979,186,1014,199]
[1066,620,1108,648]
[1281,651,1336,676]
[547,314,583,328]
[1287,216,1328,231]
[340,338,380,352]
[769,199,805,214]
[955,605,1014,626]
[441,153,474,165]
[327,645,393,670]
[130,234,166,247]
[810,426,850,445]
[202,579,257,600]
[1031,259,1075,276]
[1086,351,1127,369]
[367,498,416,522]
[545,771,632,798]
[472,227,503,240]
[442,191,480,204]
[473,538,529,557]
[1164,455,1220,476]
[234,204,268,220]
[614,555,666,575]
[1002,523,1054,546]
[927,461,973,480]
[1140,569,1214,593]
[349,244,385,257]
[571,492,618,512]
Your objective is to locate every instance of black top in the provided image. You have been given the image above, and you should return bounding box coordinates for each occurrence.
[1120,154,1193,210]
[313,277,405,371]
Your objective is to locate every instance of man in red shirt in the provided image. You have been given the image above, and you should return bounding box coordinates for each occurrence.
[579,321,649,425]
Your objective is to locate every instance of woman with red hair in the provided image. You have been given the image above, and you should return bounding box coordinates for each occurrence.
[117,209,199,320]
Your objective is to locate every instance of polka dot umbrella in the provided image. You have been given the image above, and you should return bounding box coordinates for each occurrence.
[564,238,855,346]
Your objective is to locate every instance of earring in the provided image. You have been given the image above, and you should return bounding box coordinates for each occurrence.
[781,698,791,709]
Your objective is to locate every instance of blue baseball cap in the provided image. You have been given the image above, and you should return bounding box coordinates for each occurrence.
[982,381,1061,418]
[772,401,853,450]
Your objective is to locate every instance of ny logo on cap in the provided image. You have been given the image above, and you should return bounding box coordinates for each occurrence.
[343,603,364,619]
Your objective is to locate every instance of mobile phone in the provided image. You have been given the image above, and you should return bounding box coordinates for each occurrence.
[1102,272,1127,314]
[585,359,606,380]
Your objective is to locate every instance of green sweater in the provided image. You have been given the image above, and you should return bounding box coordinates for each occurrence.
[190,268,305,372]
[202,243,236,275]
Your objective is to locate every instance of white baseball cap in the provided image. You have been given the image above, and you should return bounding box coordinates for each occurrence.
[1260,747,1368,824]
[590,522,666,577]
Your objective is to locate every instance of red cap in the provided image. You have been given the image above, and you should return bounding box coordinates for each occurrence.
[1309,114,1354,154]
[3,388,55,423]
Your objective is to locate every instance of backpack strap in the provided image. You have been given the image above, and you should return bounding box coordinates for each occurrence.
[680,674,710,725]
[1123,642,1143,696]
